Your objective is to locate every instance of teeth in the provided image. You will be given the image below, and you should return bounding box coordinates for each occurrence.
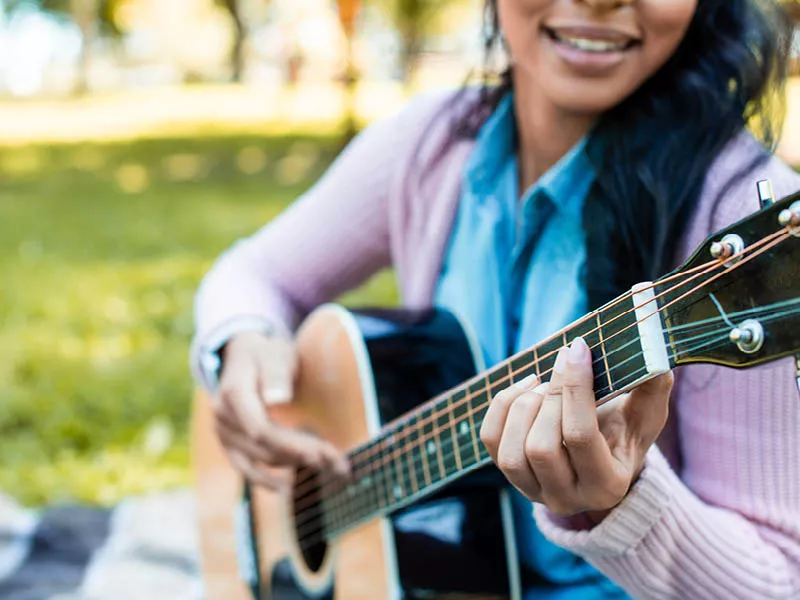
[559,36,626,53]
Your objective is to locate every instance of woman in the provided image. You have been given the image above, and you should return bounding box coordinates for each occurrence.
[191,0,800,597]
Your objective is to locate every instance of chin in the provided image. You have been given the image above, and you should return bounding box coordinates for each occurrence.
[542,76,640,117]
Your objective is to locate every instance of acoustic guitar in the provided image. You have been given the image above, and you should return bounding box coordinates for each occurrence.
[193,183,800,600]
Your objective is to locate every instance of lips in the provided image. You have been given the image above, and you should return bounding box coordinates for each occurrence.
[543,25,641,54]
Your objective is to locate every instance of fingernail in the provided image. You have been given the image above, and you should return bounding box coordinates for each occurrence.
[553,346,569,374]
[514,373,539,389]
[265,387,291,404]
[568,337,589,365]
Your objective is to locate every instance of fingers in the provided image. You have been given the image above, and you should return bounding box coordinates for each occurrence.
[557,338,616,491]
[481,374,539,459]
[218,357,270,439]
[624,371,673,440]
[227,449,287,491]
[526,352,576,507]
[214,333,349,482]
[216,410,348,475]
[256,337,297,405]
[496,387,544,497]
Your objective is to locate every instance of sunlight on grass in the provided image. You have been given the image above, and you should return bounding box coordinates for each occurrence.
[0,131,398,507]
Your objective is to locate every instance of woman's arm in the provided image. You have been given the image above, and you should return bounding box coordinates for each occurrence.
[190,93,448,390]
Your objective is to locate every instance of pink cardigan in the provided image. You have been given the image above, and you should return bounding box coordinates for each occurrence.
[192,91,800,598]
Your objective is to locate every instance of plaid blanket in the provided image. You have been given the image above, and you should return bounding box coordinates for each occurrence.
[0,490,203,599]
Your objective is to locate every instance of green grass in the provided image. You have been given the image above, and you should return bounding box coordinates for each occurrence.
[0,133,398,506]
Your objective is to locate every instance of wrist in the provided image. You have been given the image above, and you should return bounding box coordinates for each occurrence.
[583,460,647,525]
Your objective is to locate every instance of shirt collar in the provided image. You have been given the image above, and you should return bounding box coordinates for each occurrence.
[465,93,595,219]
[526,135,594,219]
[465,94,518,189]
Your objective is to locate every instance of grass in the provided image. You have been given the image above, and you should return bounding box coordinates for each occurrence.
[0,132,398,506]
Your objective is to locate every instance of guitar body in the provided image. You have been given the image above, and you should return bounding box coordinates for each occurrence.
[193,305,522,600]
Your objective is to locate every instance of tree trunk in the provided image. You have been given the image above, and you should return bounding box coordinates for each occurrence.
[222,0,246,83]
[71,0,98,95]
[397,0,424,90]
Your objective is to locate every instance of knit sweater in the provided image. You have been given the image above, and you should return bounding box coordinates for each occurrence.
[191,91,800,599]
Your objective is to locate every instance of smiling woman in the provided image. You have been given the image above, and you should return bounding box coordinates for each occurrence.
[499,0,697,117]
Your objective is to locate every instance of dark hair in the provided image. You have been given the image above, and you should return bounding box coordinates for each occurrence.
[461,0,793,309]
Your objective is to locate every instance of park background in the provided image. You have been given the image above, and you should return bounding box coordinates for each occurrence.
[1,0,799,511]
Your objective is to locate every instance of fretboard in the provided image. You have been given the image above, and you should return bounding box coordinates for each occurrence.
[318,285,669,540]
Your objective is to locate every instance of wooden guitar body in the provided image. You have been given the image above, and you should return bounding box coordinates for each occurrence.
[193,305,521,600]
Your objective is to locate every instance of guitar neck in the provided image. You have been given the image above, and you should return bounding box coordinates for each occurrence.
[320,283,672,539]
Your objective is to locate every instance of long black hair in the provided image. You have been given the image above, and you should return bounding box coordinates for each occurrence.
[459,0,793,310]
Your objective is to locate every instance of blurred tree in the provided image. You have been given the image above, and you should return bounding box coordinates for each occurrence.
[4,0,125,94]
[368,0,454,87]
[216,0,246,82]
[337,0,361,140]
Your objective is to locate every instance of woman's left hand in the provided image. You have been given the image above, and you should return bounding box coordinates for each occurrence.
[480,337,673,520]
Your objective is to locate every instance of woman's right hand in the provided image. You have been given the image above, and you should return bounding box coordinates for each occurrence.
[213,331,349,491]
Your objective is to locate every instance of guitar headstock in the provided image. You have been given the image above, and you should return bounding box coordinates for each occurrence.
[656,185,800,369]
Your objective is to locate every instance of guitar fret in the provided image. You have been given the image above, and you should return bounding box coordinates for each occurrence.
[510,349,538,383]
[536,338,562,382]
[464,380,485,464]
[598,300,647,397]
[446,394,463,472]
[487,363,511,398]
[434,397,457,479]
[389,431,407,502]
[404,416,420,495]
[416,406,439,486]
[596,312,614,393]
[451,388,476,470]
[377,438,393,508]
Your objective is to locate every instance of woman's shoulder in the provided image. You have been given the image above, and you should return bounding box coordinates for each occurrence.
[683,130,800,255]
[364,87,481,155]
[704,131,800,224]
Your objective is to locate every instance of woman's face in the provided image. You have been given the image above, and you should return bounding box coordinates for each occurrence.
[498,0,698,114]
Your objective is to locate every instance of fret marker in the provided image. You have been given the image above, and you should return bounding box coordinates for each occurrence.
[459,422,469,436]
[362,476,371,487]
[427,441,436,455]
[394,485,402,499]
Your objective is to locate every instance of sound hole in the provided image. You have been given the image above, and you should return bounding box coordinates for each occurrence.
[292,466,329,573]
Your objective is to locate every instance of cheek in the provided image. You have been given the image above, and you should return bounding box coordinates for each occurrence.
[497,0,549,58]
[638,1,698,75]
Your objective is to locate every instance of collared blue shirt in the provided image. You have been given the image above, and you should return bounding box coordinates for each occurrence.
[433,95,628,599]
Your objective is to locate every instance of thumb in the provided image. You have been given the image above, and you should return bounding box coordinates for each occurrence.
[257,337,297,405]
[625,372,673,438]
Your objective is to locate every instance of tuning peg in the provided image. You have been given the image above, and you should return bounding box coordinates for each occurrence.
[778,202,800,228]
[710,233,745,265]
[728,320,764,354]
[757,179,775,209]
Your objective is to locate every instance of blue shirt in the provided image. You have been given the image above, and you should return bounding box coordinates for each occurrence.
[434,95,627,599]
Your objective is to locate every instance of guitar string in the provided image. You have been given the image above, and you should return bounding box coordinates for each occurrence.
[294,308,800,551]
[289,227,794,503]
[291,300,800,540]
[289,227,790,497]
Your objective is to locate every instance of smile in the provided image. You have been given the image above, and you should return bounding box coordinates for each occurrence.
[543,26,640,54]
